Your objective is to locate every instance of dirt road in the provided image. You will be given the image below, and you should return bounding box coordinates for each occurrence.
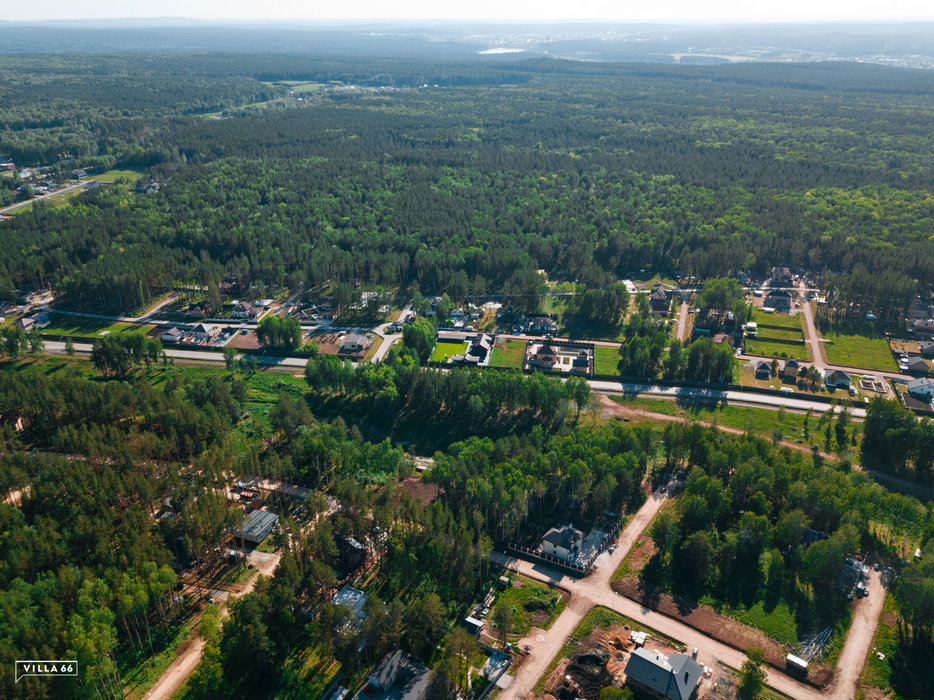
[493,483,674,700]
[676,300,690,342]
[144,551,280,700]
[799,281,827,368]
[495,438,886,700]
[825,570,885,700]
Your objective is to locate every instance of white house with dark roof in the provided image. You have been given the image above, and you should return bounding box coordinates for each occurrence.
[192,323,217,340]
[541,523,584,563]
[624,649,702,700]
[907,377,934,402]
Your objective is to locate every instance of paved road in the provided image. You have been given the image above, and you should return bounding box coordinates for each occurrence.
[590,379,867,418]
[0,180,91,215]
[41,339,869,417]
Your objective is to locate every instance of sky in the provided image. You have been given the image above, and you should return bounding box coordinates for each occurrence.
[5,0,934,22]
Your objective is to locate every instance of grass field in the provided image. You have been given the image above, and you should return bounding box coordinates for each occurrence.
[430,341,468,362]
[491,576,568,636]
[610,395,861,443]
[747,314,810,360]
[754,312,804,330]
[823,333,898,372]
[730,601,799,646]
[489,339,527,369]
[41,313,154,339]
[594,344,621,375]
[89,168,144,182]
[745,338,810,360]
[859,594,898,694]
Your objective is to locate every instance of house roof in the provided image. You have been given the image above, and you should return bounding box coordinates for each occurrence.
[650,286,668,300]
[238,509,278,544]
[193,323,215,334]
[343,333,371,346]
[162,327,184,338]
[908,377,933,393]
[756,361,771,371]
[906,356,928,370]
[765,289,793,298]
[363,650,432,700]
[542,523,584,550]
[333,586,367,619]
[625,649,702,700]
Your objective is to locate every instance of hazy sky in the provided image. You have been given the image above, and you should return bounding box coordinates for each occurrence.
[5,0,934,22]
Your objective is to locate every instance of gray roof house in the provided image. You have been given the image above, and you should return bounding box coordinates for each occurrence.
[649,285,670,314]
[357,650,433,700]
[905,356,929,375]
[541,523,584,563]
[907,377,934,401]
[625,648,702,700]
[920,341,934,358]
[340,333,372,354]
[825,370,851,388]
[764,289,793,311]
[161,327,185,343]
[237,509,279,545]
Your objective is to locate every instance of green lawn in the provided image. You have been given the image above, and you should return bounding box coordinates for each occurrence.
[430,341,468,363]
[745,338,810,361]
[41,313,154,339]
[822,333,897,372]
[754,312,804,330]
[609,395,861,443]
[489,340,527,369]
[594,344,621,375]
[491,575,567,635]
[89,168,144,182]
[731,601,799,646]
[860,594,898,694]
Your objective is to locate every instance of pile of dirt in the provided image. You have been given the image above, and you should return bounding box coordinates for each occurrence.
[399,475,440,505]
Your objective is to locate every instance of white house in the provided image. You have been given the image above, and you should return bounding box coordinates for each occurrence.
[340,333,372,354]
[907,377,934,402]
[161,327,185,343]
[541,523,584,563]
[192,323,217,341]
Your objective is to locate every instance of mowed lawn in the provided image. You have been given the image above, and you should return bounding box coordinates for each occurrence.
[823,333,897,372]
[594,344,621,375]
[41,313,154,339]
[745,338,810,361]
[429,341,468,362]
[489,339,527,369]
[747,314,810,360]
[88,168,144,182]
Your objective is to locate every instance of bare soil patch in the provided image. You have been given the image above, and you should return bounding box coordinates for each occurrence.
[399,475,440,505]
[541,624,681,700]
[228,331,261,350]
[611,578,797,678]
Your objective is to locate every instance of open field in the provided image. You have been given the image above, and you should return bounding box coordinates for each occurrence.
[490,339,526,369]
[430,340,468,362]
[747,314,810,360]
[609,395,862,442]
[594,344,621,375]
[41,313,154,339]
[823,333,898,372]
[87,168,144,182]
[745,338,810,360]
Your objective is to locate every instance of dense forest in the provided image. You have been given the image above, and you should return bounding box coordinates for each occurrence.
[3,56,934,312]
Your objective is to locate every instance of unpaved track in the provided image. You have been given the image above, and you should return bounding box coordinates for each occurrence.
[144,551,280,700]
[496,461,885,700]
